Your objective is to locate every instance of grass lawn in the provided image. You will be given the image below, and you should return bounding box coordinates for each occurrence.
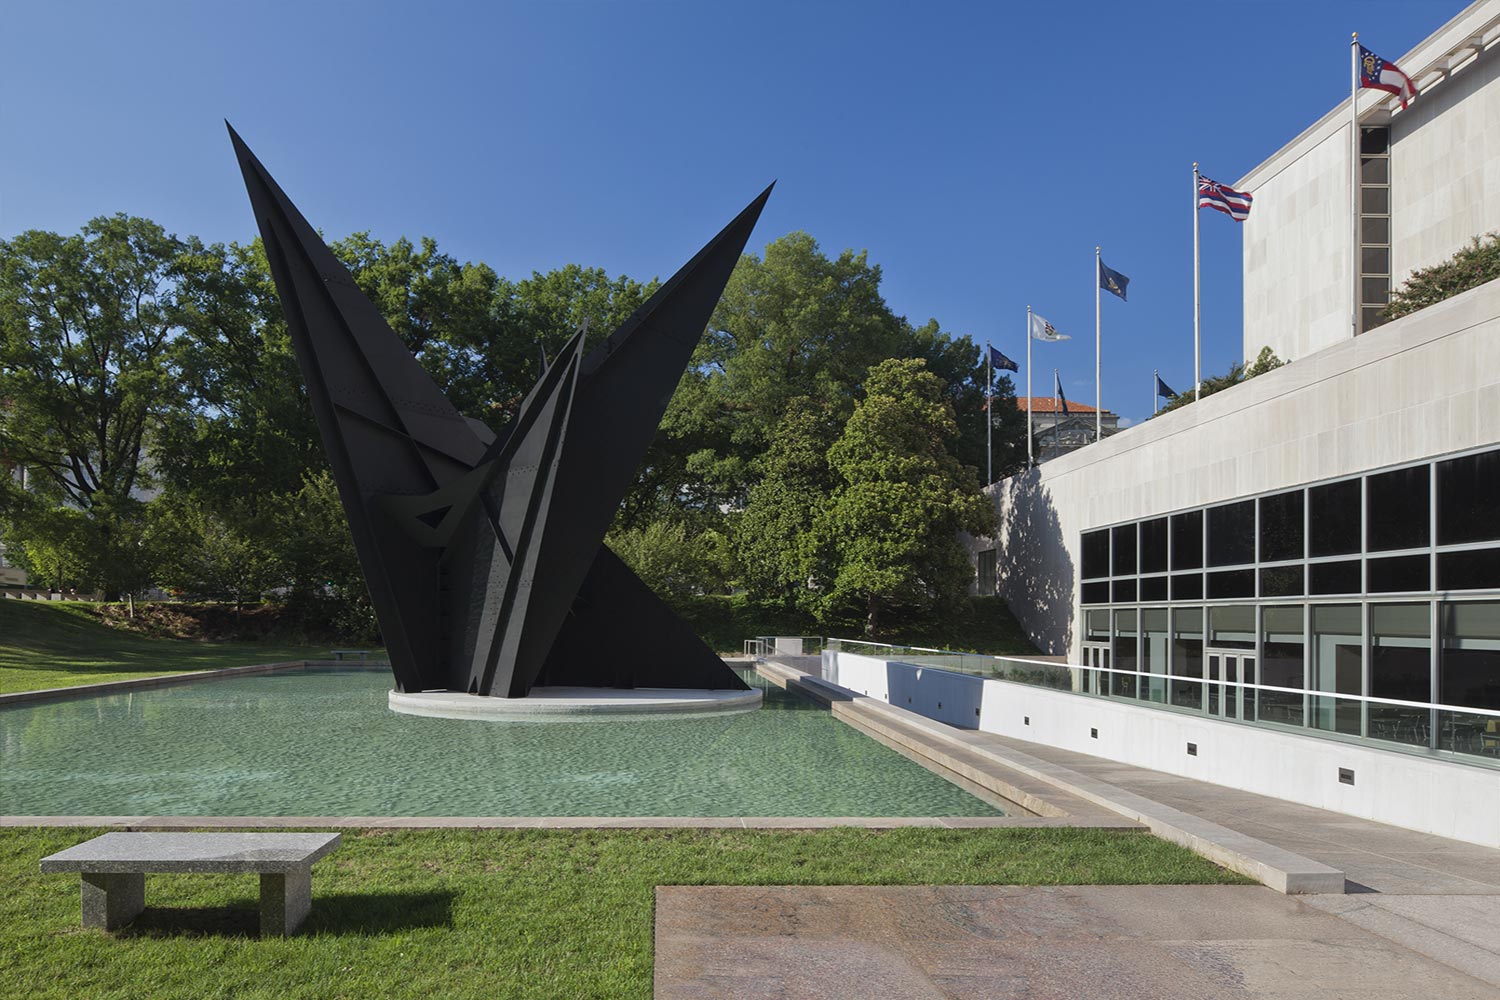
[0,602,331,695]
[1,826,1248,999]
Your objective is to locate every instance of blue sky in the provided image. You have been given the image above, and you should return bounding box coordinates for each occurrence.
[0,0,1464,425]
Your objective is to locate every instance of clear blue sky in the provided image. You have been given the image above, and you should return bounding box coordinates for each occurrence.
[0,0,1463,426]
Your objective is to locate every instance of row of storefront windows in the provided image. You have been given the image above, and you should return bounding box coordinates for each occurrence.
[1080,448,1500,604]
[1079,601,1500,761]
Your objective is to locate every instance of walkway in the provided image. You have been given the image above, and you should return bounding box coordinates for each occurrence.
[691,658,1500,997]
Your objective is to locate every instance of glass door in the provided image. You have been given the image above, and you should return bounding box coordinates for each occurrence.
[1206,651,1253,721]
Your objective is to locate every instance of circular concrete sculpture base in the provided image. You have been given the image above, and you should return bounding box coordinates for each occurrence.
[388,686,763,721]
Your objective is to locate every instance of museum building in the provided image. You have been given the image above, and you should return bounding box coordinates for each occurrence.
[965,0,1500,841]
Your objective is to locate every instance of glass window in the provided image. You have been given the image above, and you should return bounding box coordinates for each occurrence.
[1208,605,1255,650]
[1139,576,1168,601]
[1309,559,1361,595]
[1081,581,1110,605]
[1260,605,1305,726]
[1171,607,1204,710]
[1142,609,1169,704]
[1139,517,1168,574]
[1112,524,1137,576]
[1258,489,1304,562]
[1361,246,1390,275]
[1438,451,1500,545]
[1360,157,1390,185]
[1311,605,1362,735]
[1309,479,1361,556]
[1207,500,1254,567]
[1112,579,1138,603]
[1260,566,1304,597]
[1440,602,1500,710]
[1081,529,1110,579]
[1438,549,1500,591]
[1361,277,1389,306]
[1361,216,1390,244]
[1086,609,1111,642]
[1360,127,1389,155]
[1370,603,1431,748]
[1113,609,1138,699]
[1171,510,1202,569]
[1362,187,1390,215]
[977,549,997,595]
[1368,554,1429,593]
[1207,569,1254,599]
[1366,465,1429,552]
[1170,573,1202,600]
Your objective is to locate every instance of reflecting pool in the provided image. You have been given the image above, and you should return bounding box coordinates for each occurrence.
[0,668,1003,817]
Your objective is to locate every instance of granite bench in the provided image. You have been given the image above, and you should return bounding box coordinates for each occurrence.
[40,832,342,935]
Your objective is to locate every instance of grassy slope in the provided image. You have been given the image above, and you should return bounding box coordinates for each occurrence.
[0,827,1246,1000]
[0,602,329,694]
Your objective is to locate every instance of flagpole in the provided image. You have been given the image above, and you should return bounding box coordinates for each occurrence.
[986,342,993,485]
[1094,245,1102,443]
[1351,31,1361,339]
[1154,369,1160,416]
[1193,162,1201,402]
[1026,306,1033,466]
[1053,368,1060,453]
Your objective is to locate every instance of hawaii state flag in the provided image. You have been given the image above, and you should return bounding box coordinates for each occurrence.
[1359,44,1417,110]
[1197,174,1253,222]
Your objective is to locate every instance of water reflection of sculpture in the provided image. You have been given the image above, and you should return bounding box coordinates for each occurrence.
[230,125,769,698]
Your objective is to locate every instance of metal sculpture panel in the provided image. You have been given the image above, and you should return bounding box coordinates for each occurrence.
[230,125,766,696]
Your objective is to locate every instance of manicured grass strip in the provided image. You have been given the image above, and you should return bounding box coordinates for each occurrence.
[1,826,1248,1000]
[0,602,328,694]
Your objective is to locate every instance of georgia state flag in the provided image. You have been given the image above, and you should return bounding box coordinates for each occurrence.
[1359,44,1417,110]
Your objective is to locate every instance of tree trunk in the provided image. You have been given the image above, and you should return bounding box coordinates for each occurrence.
[865,595,879,637]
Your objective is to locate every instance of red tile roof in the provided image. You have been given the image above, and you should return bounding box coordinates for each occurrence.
[1013,396,1107,414]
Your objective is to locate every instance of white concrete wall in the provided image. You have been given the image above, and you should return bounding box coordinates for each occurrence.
[1241,126,1353,363]
[974,276,1500,660]
[1390,40,1500,283]
[827,650,1500,849]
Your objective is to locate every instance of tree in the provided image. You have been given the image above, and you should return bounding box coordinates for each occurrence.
[1153,346,1285,416]
[1383,232,1500,321]
[0,215,198,595]
[815,358,998,634]
[734,397,841,607]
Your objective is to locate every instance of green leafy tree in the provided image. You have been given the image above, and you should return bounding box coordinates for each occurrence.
[815,358,998,634]
[1153,346,1285,416]
[0,215,199,595]
[1383,232,1500,320]
[145,491,282,612]
[734,397,841,607]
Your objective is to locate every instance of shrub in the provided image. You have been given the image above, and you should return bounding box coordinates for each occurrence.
[1384,233,1500,320]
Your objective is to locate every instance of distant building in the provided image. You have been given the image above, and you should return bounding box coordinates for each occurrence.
[1014,397,1120,462]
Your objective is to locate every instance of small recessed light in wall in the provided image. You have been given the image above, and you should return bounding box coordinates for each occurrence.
[937,702,942,709]
[1024,716,1031,726]
[1187,742,1198,756]
[1090,727,1099,739]
[1339,767,1355,786]
[907,697,912,703]
[975,707,981,717]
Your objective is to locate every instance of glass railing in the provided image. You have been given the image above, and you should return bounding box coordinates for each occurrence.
[823,637,1500,766]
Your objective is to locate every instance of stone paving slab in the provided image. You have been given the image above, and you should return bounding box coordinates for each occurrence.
[655,885,1500,1000]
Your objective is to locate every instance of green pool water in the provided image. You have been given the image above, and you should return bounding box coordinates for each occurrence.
[0,668,1003,817]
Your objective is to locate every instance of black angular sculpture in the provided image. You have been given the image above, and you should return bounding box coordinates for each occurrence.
[229,124,767,697]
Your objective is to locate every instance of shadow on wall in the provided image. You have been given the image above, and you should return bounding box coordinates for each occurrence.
[996,467,1074,656]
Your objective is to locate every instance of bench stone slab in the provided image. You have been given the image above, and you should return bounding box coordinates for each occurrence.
[40,832,341,874]
[42,833,340,935]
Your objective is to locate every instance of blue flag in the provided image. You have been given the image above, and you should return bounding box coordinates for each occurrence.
[1099,258,1130,301]
[1054,371,1069,414]
[1155,373,1177,399]
[987,345,1019,373]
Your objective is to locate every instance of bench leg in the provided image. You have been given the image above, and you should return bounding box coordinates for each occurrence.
[260,869,312,936]
[81,872,145,931]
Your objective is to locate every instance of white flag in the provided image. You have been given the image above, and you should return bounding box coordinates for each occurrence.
[1029,312,1070,342]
